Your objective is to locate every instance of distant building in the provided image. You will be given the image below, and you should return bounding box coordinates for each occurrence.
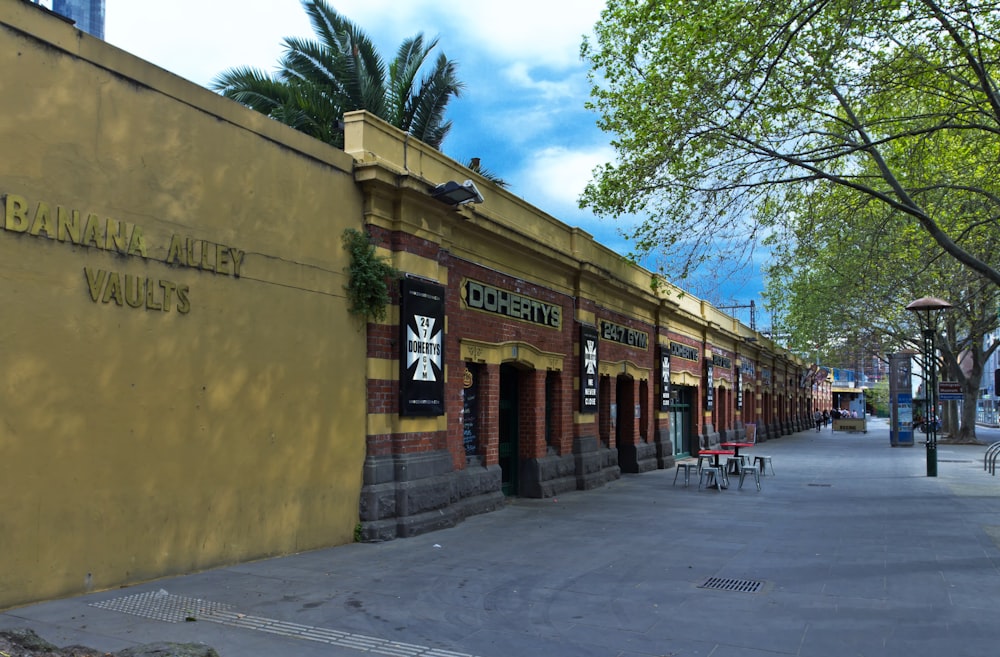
[979,327,1000,425]
[28,0,104,39]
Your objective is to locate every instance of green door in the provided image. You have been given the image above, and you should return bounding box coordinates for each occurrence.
[499,364,519,496]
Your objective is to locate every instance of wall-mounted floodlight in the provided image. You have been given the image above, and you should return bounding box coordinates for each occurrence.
[430,180,484,206]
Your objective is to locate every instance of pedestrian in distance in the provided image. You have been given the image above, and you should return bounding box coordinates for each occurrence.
[814,410,823,432]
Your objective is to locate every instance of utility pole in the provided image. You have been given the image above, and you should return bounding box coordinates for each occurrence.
[717,299,757,331]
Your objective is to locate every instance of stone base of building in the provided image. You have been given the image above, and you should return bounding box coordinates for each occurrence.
[358,451,504,542]
[618,441,660,474]
[574,435,621,490]
[651,427,679,470]
[521,452,578,498]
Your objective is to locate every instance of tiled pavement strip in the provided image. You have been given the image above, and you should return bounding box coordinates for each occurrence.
[4,417,1000,657]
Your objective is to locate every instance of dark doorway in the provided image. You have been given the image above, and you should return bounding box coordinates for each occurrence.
[616,375,635,462]
[669,385,695,457]
[499,363,520,496]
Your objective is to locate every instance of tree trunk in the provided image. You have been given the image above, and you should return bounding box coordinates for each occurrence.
[951,369,982,444]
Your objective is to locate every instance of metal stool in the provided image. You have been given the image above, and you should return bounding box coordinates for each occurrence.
[699,466,726,490]
[753,455,774,476]
[696,454,715,473]
[672,462,699,487]
[738,463,761,490]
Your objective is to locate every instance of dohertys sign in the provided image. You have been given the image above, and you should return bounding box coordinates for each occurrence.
[462,279,561,329]
[2,193,245,313]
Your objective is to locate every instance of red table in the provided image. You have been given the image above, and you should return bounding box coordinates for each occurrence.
[698,449,734,468]
[721,442,755,458]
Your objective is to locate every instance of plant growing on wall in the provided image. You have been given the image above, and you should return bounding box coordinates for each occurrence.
[342,228,399,322]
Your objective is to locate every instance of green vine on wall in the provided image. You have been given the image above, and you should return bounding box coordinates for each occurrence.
[342,228,399,322]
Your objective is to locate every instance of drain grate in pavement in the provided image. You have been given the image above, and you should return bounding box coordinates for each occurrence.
[90,591,233,622]
[807,483,832,487]
[91,591,479,657]
[698,577,764,593]
[938,459,973,463]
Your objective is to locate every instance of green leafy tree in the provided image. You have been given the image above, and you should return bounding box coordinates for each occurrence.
[580,0,1000,288]
[212,0,464,149]
[766,174,999,442]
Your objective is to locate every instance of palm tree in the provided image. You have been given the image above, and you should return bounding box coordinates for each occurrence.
[211,0,463,150]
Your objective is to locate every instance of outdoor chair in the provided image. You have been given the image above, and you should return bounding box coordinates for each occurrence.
[672,462,699,487]
[753,455,774,476]
[738,461,762,491]
[699,465,726,491]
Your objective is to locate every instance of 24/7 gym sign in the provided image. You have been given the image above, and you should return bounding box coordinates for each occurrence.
[400,277,445,416]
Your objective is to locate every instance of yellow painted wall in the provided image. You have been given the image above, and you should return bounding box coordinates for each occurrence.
[0,1,366,609]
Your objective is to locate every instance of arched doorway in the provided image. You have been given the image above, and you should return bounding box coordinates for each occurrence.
[616,374,635,467]
[499,363,521,496]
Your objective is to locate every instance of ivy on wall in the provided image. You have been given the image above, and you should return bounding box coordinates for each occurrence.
[342,228,399,322]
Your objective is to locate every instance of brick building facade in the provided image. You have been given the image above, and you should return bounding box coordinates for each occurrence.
[345,113,814,542]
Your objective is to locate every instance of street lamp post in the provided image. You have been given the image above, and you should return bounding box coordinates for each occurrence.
[905,296,953,477]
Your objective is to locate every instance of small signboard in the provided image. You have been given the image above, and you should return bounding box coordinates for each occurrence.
[938,381,964,401]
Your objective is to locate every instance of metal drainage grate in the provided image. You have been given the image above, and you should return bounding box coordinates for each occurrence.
[698,577,764,593]
[90,591,233,623]
[939,459,973,463]
[91,591,481,657]
[807,483,832,487]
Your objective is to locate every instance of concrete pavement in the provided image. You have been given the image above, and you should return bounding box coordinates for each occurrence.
[4,417,1000,657]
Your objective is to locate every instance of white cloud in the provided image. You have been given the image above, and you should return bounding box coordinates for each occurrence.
[516,144,612,208]
[105,0,312,86]
[502,63,588,101]
[330,0,604,70]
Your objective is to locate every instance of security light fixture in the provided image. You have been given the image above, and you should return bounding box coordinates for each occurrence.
[430,180,484,206]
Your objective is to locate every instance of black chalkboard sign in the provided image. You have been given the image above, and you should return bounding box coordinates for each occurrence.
[462,365,479,456]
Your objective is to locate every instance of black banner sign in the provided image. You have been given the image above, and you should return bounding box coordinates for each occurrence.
[580,325,599,412]
[736,367,743,409]
[400,277,445,416]
[670,342,699,361]
[659,345,671,411]
[600,320,648,349]
[705,357,714,411]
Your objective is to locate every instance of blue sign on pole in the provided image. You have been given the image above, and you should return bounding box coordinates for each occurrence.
[897,392,914,446]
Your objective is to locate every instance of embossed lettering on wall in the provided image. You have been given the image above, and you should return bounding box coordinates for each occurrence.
[670,342,699,361]
[599,319,648,349]
[2,192,247,315]
[462,279,562,329]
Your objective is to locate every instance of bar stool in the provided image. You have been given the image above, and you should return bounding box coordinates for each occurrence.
[699,466,725,491]
[672,462,699,487]
[738,462,761,490]
[753,455,774,476]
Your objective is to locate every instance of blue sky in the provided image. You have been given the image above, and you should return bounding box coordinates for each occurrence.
[103,0,768,330]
